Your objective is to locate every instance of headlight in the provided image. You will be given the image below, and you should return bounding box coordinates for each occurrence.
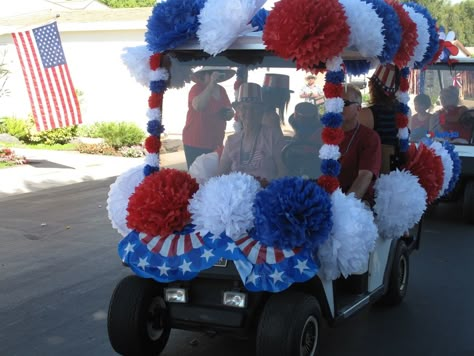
[164,288,188,303]
[223,291,247,308]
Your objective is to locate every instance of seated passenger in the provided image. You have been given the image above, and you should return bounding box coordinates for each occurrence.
[410,94,434,141]
[434,86,470,142]
[261,73,292,136]
[340,85,382,204]
[218,83,287,180]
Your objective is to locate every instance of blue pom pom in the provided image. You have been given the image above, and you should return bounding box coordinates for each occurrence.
[404,3,440,68]
[251,8,269,31]
[399,102,410,115]
[145,0,206,53]
[253,177,333,250]
[443,142,462,193]
[150,80,168,93]
[321,159,341,176]
[362,0,402,64]
[400,67,410,78]
[147,120,165,136]
[321,112,343,128]
[399,139,409,152]
[325,70,345,84]
[144,164,160,176]
[344,60,371,76]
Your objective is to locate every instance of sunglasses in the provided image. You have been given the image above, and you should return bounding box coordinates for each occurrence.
[343,100,360,107]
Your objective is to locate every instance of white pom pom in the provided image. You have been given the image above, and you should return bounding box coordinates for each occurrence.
[326,56,343,71]
[325,98,344,113]
[396,91,410,104]
[319,144,341,160]
[399,127,409,140]
[189,152,220,185]
[318,190,378,280]
[147,108,161,122]
[121,46,153,87]
[197,0,266,56]
[189,172,261,238]
[144,153,159,167]
[403,5,430,68]
[150,68,169,82]
[430,141,453,197]
[107,164,145,236]
[339,0,384,58]
[374,170,427,239]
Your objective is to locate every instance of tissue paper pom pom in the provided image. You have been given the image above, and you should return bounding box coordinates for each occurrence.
[148,93,163,109]
[121,45,153,87]
[319,144,341,160]
[150,80,167,94]
[374,170,427,239]
[322,127,345,145]
[339,0,384,58]
[189,172,261,238]
[144,136,162,154]
[386,0,418,68]
[325,98,344,113]
[325,70,345,84]
[405,143,443,204]
[403,4,429,68]
[323,83,343,98]
[107,165,146,236]
[317,175,340,193]
[254,177,332,250]
[362,0,402,64]
[444,142,461,194]
[251,8,269,31]
[149,53,161,70]
[145,0,206,53]
[144,165,159,176]
[343,60,372,76]
[127,169,199,237]
[404,2,439,68]
[147,120,165,136]
[188,151,220,185]
[144,153,159,167]
[318,189,378,279]
[396,113,409,128]
[321,159,341,176]
[321,112,343,128]
[399,76,410,92]
[197,0,266,56]
[147,108,161,122]
[430,141,453,197]
[263,0,349,71]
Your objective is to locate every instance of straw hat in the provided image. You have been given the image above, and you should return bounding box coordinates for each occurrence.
[263,73,294,93]
[234,82,264,105]
[305,73,316,80]
[191,66,236,83]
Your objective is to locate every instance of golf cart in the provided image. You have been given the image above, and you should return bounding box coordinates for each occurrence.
[105,1,459,355]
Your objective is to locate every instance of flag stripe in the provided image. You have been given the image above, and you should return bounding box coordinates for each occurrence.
[11,22,81,131]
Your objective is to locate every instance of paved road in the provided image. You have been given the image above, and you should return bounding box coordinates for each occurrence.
[0,180,473,356]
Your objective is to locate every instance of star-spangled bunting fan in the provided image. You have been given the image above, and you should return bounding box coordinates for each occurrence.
[11,22,82,131]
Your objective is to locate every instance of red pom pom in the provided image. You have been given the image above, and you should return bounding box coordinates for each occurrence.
[404,143,444,204]
[126,169,199,237]
[145,135,162,153]
[263,0,350,72]
[317,175,339,194]
[399,77,409,92]
[396,113,409,128]
[149,53,161,70]
[323,82,343,98]
[322,127,344,145]
[387,0,418,68]
[148,92,163,109]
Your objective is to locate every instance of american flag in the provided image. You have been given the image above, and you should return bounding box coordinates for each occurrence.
[12,22,82,131]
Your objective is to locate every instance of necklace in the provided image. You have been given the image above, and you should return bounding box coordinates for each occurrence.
[240,126,261,165]
[341,123,360,159]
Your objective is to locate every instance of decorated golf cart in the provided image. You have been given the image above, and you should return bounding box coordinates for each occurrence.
[106,1,463,355]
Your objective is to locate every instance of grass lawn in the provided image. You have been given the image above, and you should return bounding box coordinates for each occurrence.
[0,142,78,151]
[0,161,16,169]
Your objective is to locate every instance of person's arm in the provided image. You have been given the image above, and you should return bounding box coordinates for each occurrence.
[359,107,374,129]
[192,72,220,112]
[300,86,309,98]
[347,170,374,200]
[218,139,233,176]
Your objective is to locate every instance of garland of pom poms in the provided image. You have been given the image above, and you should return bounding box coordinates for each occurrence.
[108,0,464,291]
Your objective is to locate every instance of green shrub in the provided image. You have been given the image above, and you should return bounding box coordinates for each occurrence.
[77,122,103,138]
[1,117,32,141]
[99,0,155,8]
[76,142,118,156]
[30,125,79,145]
[94,122,145,149]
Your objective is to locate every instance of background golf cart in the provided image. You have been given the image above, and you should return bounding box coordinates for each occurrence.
[107,34,425,356]
[411,58,474,224]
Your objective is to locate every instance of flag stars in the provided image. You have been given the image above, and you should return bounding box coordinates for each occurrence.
[269,269,284,284]
[137,257,149,270]
[124,243,135,254]
[201,249,214,262]
[158,262,171,276]
[294,259,309,274]
[179,260,192,274]
[225,242,237,253]
[247,271,260,285]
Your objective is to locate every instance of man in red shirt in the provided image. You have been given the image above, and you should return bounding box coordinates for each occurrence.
[339,84,382,204]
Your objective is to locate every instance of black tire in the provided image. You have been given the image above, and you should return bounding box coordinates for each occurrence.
[256,291,321,356]
[107,275,171,356]
[379,241,409,306]
[463,181,474,224]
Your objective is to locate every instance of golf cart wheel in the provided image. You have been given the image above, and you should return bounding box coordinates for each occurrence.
[256,291,321,356]
[463,181,474,224]
[379,241,409,306]
[107,275,171,356]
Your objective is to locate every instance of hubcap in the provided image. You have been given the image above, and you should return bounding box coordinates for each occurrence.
[300,315,318,356]
[146,297,166,341]
[398,255,408,292]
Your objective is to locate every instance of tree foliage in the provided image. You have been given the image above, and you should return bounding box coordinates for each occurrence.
[98,0,155,8]
[401,0,473,45]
